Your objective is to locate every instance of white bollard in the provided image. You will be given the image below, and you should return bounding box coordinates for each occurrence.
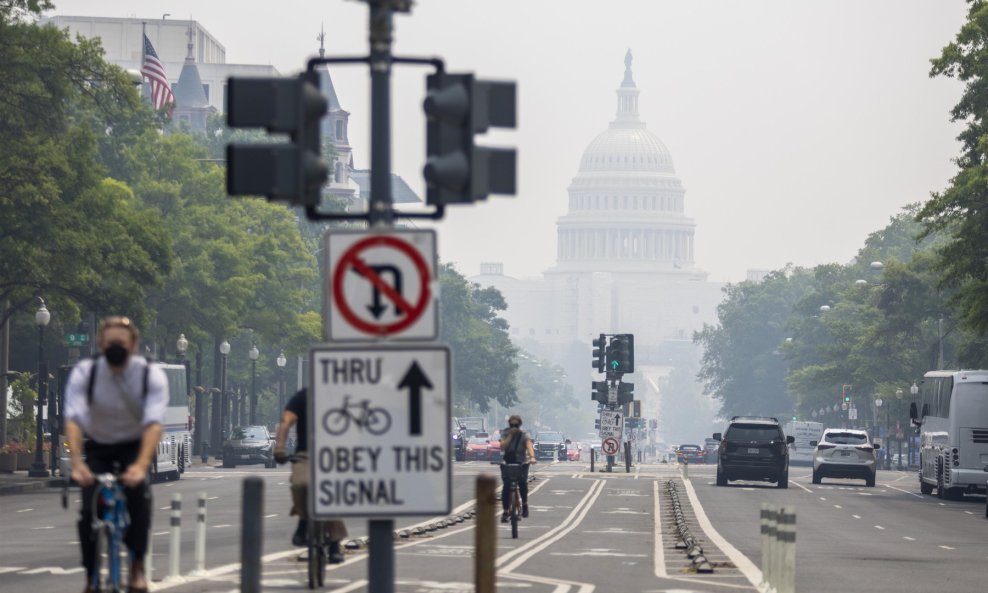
[779,506,796,593]
[767,506,779,591]
[190,491,208,576]
[683,461,689,480]
[167,493,184,582]
[760,503,771,587]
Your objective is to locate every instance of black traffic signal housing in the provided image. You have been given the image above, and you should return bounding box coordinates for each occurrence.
[617,381,634,406]
[423,72,516,205]
[226,72,329,206]
[614,334,635,373]
[842,384,852,403]
[592,334,606,373]
[591,380,609,405]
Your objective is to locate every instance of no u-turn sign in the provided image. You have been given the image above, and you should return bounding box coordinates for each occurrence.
[324,230,438,341]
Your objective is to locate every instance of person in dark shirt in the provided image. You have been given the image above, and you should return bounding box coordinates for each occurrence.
[273,388,347,563]
[499,414,536,522]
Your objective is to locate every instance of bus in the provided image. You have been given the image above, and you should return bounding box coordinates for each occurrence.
[57,361,191,482]
[783,420,824,466]
[911,370,988,499]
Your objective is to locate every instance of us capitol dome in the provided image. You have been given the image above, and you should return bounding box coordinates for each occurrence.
[549,49,702,277]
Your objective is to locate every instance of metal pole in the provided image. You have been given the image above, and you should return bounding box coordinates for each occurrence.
[219,353,228,450]
[241,477,263,593]
[474,474,496,593]
[0,300,9,446]
[249,359,256,425]
[29,322,48,477]
[191,492,207,576]
[194,350,204,456]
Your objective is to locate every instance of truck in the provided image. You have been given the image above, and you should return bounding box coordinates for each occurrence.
[457,417,488,439]
[783,420,824,466]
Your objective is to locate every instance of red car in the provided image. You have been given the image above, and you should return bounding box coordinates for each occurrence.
[677,444,705,464]
[566,442,582,461]
[465,437,490,461]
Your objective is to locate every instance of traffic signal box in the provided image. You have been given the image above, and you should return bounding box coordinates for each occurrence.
[423,73,517,205]
[842,384,852,403]
[226,73,329,206]
[591,334,606,373]
[591,333,635,407]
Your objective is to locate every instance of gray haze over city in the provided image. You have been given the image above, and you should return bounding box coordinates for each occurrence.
[47,0,967,283]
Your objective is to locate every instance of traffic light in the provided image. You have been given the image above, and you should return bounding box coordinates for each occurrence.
[842,384,852,403]
[226,72,329,206]
[591,334,606,373]
[591,380,609,404]
[617,381,634,406]
[423,72,516,205]
[608,334,635,375]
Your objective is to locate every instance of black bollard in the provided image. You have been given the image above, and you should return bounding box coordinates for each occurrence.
[241,477,263,593]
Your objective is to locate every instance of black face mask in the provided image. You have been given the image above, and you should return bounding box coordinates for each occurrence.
[105,343,129,367]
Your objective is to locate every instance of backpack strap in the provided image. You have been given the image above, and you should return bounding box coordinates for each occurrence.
[142,363,150,403]
[87,356,151,405]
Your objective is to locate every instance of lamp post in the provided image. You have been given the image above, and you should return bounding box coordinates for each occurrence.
[249,343,259,425]
[29,299,50,477]
[276,350,287,416]
[908,382,919,469]
[874,397,885,469]
[218,339,230,451]
[895,388,905,470]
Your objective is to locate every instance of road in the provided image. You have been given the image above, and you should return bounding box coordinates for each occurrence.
[1,460,986,592]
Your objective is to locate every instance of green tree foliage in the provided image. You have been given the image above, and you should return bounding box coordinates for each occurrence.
[919,0,988,335]
[439,264,518,413]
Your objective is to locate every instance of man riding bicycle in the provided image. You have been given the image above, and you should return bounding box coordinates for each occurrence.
[499,414,536,523]
[64,316,168,593]
[273,387,347,563]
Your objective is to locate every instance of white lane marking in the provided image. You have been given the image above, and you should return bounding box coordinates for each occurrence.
[16,508,33,513]
[503,570,592,593]
[213,524,232,528]
[874,526,885,530]
[264,514,278,518]
[903,536,915,541]
[789,479,812,493]
[0,568,26,575]
[940,545,955,550]
[938,503,946,506]
[497,480,605,573]
[206,496,219,500]
[852,515,861,519]
[819,497,826,501]
[653,480,667,578]
[159,506,171,510]
[17,567,86,575]
[833,505,842,509]
[681,475,763,590]
[319,580,369,593]
[886,485,923,498]
[30,526,55,530]
[964,511,975,515]
[154,531,169,536]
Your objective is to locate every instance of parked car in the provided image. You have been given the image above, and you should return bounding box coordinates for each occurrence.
[703,438,720,463]
[566,441,582,461]
[714,416,794,488]
[487,432,502,462]
[222,425,275,468]
[811,428,880,487]
[676,444,705,464]
[533,431,567,461]
[464,436,490,461]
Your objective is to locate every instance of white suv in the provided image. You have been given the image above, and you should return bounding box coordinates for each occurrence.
[811,428,881,487]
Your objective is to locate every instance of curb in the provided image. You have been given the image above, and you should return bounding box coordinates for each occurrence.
[0,478,56,496]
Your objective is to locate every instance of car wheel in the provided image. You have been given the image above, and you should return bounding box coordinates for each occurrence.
[716,468,727,486]
[178,448,185,474]
[776,469,789,489]
[865,474,876,488]
[222,452,234,469]
[920,480,934,495]
[812,469,821,484]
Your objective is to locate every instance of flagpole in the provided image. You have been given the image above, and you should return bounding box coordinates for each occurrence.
[141,21,148,101]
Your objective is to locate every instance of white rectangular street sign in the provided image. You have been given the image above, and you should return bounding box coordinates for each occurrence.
[308,345,451,518]
[599,409,623,441]
[324,230,438,342]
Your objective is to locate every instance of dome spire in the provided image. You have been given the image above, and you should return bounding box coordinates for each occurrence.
[614,49,641,125]
[318,23,326,58]
[622,48,635,88]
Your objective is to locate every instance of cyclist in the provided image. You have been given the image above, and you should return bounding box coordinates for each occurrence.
[63,316,168,593]
[499,414,536,523]
[273,387,347,563]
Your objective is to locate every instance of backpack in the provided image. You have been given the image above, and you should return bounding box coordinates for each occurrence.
[502,430,524,463]
[86,355,150,406]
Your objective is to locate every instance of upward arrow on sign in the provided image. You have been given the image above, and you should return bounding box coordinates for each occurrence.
[398,361,433,436]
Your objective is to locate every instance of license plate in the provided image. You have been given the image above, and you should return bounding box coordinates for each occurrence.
[840,450,851,457]
[241,454,250,460]
[747,447,759,454]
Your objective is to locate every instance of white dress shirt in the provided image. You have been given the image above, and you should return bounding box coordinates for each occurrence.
[64,355,169,444]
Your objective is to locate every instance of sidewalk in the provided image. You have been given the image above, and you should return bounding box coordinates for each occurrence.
[0,468,62,496]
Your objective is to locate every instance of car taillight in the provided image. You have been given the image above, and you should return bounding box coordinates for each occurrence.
[816,444,835,450]
[855,445,873,451]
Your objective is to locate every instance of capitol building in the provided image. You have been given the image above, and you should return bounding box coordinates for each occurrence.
[471,51,724,373]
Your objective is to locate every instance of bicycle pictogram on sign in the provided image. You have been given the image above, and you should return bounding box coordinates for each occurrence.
[322,395,392,435]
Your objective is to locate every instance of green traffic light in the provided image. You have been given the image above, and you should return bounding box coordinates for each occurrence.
[611,360,619,370]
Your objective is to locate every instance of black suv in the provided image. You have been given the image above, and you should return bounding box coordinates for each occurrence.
[713,416,794,488]
[221,425,275,468]
[533,431,567,461]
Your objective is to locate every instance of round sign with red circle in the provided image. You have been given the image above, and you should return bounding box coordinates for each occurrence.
[328,231,437,340]
[601,437,620,456]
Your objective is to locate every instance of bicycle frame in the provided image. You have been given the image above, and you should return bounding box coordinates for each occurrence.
[91,473,130,592]
[502,463,525,539]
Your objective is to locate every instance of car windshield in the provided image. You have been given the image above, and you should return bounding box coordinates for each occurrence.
[468,437,488,445]
[726,424,781,441]
[232,427,268,440]
[538,432,563,441]
[824,432,867,445]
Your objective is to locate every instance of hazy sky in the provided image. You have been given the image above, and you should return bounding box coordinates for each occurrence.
[49,1,969,283]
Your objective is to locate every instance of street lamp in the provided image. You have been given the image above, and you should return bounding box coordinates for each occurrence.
[218,339,230,452]
[895,388,905,470]
[176,333,189,360]
[276,350,287,415]
[249,343,259,425]
[874,397,884,469]
[29,299,51,477]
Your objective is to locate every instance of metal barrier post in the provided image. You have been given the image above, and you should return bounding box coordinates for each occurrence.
[190,491,207,576]
[625,441,632,473]
[780,506,796,593]
[590,447,595,472]
[475,474,497,593]
[683,460,689,481]
[241,477,263,593]
[760,503,770,587]
[766,505,778,590]
[167,493,183,581]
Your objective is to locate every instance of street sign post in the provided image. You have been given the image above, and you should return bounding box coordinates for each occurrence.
[309,345,451,518]
[325,230,438,342]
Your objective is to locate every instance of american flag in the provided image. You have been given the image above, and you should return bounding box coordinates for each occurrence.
[141,34,175,111]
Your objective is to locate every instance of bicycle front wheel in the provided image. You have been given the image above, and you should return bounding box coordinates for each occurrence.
[510,487,521,539]
[93,524,112,592]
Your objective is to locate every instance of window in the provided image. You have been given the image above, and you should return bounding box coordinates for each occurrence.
[336,120,344,140]
[201,83,210,101]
